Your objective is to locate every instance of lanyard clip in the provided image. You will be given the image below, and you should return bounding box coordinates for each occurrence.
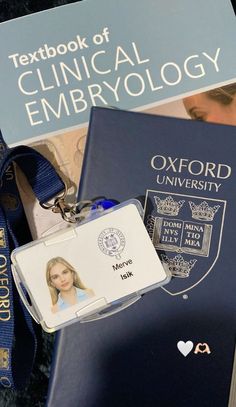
[52,197,118,223]
[40,183,78,223]
[40,181,117,224]
[51,197,99,223]
[51,197,77,223]
[40,187,93,223]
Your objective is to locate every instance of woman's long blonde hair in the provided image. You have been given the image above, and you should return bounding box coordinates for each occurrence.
[46,257,87,305]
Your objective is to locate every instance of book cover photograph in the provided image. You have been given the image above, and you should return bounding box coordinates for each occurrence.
[46,107,236,406]
[0,0,235,237]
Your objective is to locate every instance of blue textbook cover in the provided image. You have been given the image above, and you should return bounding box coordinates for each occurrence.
[47,107,236,407]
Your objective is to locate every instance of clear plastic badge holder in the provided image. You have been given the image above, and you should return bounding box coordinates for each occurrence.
[11,199,171,332]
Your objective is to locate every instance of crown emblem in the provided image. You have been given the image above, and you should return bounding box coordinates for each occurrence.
[189,201,220,221]
[161,254,197,278]
[154,195,185,216]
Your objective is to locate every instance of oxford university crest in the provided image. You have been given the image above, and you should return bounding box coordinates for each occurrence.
[98,228,126,259]
[144,190,226,296]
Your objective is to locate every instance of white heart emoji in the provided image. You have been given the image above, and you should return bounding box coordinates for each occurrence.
[177,340,194,357]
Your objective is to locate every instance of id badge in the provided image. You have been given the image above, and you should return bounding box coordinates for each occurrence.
[11,199,171,332]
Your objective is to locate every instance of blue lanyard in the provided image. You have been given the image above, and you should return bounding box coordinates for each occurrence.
[0,132,65,389]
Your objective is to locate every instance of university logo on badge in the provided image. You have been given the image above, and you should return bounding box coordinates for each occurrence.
[0,348,9,370]
[0,228,6,248]
[98,228,126,259]
[144,190,226,295]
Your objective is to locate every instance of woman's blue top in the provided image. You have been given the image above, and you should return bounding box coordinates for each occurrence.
[57,287,89,311]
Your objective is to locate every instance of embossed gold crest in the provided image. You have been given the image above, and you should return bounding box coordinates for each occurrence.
[0,228,6,248]
[0,348,9,370]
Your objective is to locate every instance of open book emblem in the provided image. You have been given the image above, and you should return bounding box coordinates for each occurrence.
[144,190,226,296]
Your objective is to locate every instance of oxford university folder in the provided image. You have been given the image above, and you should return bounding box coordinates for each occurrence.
[47,108,236,406]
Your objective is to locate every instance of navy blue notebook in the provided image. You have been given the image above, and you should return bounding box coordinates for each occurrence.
[47,107,236,407]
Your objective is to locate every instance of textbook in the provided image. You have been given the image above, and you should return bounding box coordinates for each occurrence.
[47,107,236,406]
[0,0,236,237]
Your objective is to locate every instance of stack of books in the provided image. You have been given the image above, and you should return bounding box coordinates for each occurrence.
[0,0,236,406]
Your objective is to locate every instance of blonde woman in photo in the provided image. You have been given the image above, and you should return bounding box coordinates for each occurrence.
[183,83,236,126]
[46,257,94,313]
